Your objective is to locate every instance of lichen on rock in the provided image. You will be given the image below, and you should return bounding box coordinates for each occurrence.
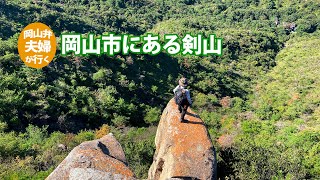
[148,99,217,180]
[46,133,135,180]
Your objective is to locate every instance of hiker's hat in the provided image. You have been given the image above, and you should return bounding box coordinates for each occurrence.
[179,77,188,87]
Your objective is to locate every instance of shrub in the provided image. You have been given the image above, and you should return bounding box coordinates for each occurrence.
[74,130,95,144]
[0,122,7,132]
[95,124,111,139]
[112,113,129,127]
[144,107,161,125]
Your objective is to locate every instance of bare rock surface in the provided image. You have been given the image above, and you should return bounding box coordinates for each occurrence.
[148,99,217,180]
[46,133,135,180]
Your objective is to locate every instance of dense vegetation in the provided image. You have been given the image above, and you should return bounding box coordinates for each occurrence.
[0,0,319,179]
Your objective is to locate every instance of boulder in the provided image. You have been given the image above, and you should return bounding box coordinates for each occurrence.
[46,133,135,180]
[148,99,217,180]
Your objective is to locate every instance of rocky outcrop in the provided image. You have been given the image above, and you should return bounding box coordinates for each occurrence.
[148,99,217,180]
[46,133,135,180]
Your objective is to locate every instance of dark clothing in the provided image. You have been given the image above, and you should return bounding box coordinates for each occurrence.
[173,85,192,104]
[173,84,192,122]
[178,98,190,121]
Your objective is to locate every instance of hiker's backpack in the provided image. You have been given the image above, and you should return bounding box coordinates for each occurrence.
[175,87,187,105]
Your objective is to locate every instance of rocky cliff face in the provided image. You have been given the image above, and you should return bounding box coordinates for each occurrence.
[46,133,135,180]
[148,99,217,180]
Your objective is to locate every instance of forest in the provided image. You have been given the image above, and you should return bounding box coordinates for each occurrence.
[0,0,320,179]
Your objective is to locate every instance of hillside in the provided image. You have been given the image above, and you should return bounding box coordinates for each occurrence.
[215,35,320,179]
[0,0,319,179]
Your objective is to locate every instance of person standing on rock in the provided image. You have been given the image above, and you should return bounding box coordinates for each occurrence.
[173,77,193,122]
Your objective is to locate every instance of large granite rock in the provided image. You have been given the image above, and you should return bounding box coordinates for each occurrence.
[46,133,135,180]
[148,99,217,180]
